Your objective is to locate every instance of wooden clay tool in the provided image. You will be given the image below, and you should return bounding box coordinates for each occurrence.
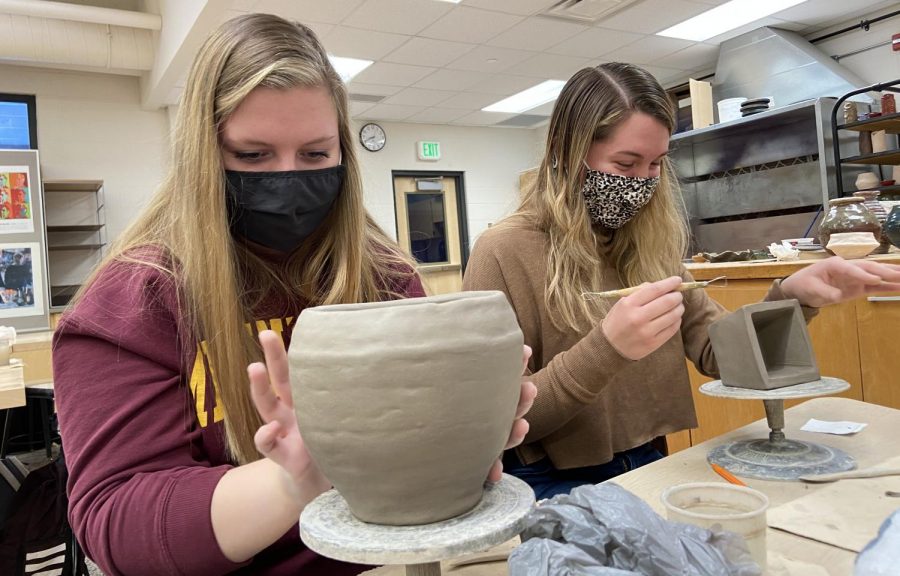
[582,275,727,300]
[798,467,900,483]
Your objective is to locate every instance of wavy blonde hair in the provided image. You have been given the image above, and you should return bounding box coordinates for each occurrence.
[503,64,688,333]
[73,13,415,464]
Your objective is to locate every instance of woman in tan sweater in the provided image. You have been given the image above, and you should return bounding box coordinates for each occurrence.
[463,63,900,499]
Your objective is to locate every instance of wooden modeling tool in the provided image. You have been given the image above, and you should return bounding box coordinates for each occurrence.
[582,276,727,300]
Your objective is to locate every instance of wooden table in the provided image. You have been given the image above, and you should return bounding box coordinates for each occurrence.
[363,397,899,576]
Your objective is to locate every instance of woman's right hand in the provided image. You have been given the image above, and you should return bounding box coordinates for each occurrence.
[249,330,330,501]
[601,276,685,360]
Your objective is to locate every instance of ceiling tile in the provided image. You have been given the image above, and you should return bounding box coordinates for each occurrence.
[343,0,453,35]
[383,87,457,106]
[439,92,505,110]
[600,36,695,65]
[352,62,437,86]
[360,103,426,121]
[323,27,409,60]
[230,0,261,10]
[460,0,559,16]
[413,69,492,91]
[350,101,376,116]
[445,45,537,73]
[383,37,476,67]
[345,82,404,97]
[451,110,516,126]
[547,27,644,58]
[770,0,890,27]
[653,42,720,71]
[505,53,591,78]
[596,0,714,35]
[253,0,366,24]
[487,17,587,52]
[475,73,546,95]
[420,6,523,44]
[406,107,471,124]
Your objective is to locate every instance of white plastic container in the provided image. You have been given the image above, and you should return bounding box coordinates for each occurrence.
[717,97,747,123]
[662,482,769,568]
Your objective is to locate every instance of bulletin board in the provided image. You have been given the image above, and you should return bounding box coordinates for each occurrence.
[0,149,50,332]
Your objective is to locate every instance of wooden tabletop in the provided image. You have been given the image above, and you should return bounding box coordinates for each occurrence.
[363,397,899,576]
[686,252,900,281]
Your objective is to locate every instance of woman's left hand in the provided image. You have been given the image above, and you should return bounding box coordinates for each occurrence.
[780,257,900,308]
[486,345,537,484]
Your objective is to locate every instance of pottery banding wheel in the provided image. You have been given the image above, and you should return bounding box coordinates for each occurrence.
[300,474,535,575]
[700,378,856,481]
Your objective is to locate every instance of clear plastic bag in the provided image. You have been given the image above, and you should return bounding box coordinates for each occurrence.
[508,483,762,576]
[854,509,900,576]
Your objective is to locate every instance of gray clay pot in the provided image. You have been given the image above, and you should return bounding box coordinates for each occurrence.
[289,291,524,525]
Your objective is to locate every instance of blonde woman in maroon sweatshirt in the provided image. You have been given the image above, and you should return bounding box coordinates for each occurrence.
[464,63,900,500]
[52,14,535,576]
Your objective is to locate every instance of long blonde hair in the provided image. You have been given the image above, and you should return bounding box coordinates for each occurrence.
[72,14,415,464]
[505,64,688,333]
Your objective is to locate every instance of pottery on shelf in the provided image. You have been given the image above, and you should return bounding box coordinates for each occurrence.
[709,300,819,390]
[854,190,891,254]
[855,172,880,192]
[826,232,880,259]
[884,205,900,249]
[817,197,881,254]
[289,291,524,526]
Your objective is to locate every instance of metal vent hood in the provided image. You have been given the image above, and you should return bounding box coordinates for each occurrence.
[712,26,873,106]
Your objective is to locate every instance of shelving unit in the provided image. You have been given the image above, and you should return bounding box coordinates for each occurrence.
[43,179,106,309]
[831,79,900,197]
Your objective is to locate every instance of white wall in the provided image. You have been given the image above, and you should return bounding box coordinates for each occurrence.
[812,6,900,85]
[0,64,170,284]
[354,121,543,248]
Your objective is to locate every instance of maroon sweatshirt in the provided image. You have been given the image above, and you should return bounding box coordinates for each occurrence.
[52,253,425,575]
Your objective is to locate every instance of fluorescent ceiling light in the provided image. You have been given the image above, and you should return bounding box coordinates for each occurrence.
[483,80,567,113]
[434,0,462,3]
[329,55,373,82]
[657,0,807,42]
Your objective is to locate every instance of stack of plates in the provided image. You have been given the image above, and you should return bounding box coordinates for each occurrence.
[741,98,772,117]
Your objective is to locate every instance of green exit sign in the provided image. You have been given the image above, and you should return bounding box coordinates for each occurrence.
[417,140,441,161]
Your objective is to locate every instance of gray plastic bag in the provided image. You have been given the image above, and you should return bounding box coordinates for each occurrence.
[508,483,762,576]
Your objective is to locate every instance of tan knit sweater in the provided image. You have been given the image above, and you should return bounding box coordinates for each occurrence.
[463,222,812,469]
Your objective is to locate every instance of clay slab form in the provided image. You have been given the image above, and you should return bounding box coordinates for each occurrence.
[289,291,524,525]
[709,300,820,390]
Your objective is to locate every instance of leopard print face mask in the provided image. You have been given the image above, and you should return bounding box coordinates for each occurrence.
[581,162,659,229]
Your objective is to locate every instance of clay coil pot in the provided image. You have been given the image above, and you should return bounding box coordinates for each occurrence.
[818,197,881,255]
[289,291,524,525]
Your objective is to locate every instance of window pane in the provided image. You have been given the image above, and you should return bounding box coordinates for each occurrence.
[406,193,448,264]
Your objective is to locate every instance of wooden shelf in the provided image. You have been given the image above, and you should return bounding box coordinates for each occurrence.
[43,179,103,192]
[838,112,900,134]
[46,224,103,232]
[840,149,900,166]
[47,244,103,251]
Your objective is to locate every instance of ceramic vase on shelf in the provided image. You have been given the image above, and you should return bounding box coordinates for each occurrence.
[884,205,900,249]
[855,171,880,192]
[289,291,523,526]
[854,190,891,254]
[818,197,882,254]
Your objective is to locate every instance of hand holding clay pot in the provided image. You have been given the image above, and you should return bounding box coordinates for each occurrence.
[602,276,685,360]
[779,257,900,308]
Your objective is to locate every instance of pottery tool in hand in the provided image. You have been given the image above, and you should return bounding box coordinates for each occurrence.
[710,462,748,487]
[582,275,727,300]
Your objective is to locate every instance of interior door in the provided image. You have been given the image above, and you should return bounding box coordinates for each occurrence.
[393,175,463,295]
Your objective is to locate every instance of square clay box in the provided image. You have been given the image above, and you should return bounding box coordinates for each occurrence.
[709,300,820,390]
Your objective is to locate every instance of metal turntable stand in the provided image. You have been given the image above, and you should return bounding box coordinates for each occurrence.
[701,377,857,481]
[299,474,535,576]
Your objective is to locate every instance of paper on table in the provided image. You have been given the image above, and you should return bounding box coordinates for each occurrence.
[800,418,867,435]
[768,455,900,553]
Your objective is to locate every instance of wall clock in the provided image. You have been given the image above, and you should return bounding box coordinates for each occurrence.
[359,122,386,152]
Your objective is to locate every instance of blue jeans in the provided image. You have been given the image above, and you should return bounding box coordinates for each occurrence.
[503,442,664,500]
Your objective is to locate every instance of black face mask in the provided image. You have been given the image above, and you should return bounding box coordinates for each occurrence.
[225,165,345,253]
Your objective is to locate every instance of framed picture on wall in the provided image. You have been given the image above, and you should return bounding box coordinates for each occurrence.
[0,165,34,234]
[0,242,45,319]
